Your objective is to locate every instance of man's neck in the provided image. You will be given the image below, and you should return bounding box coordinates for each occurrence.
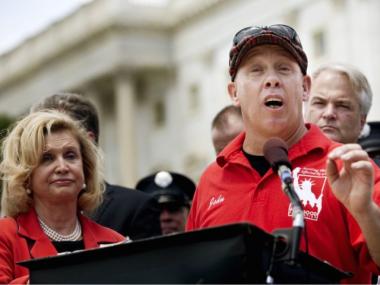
[243,123,308,155]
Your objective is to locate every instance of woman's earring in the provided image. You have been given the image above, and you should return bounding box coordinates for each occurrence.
[82,183,87,190]
[26,189,31,195]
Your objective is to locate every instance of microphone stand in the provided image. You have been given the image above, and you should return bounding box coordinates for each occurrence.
[266,166,304,284]
[263,138,305,283]
[278,165,304,265]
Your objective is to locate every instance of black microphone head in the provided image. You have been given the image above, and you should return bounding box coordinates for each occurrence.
[263,137,291,171]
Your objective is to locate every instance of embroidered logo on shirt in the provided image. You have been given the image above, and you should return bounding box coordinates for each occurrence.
[208,194,225,209]
[288,167,327,221]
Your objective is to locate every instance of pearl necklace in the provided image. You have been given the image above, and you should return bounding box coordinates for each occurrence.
[38,217,82,242]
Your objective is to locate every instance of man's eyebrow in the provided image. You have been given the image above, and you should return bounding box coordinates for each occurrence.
[310,95,326,101]
[335,99,353,105]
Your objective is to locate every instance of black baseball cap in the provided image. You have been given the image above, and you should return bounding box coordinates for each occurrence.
[229,24,308,81]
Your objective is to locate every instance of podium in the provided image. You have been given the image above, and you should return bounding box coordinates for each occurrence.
[20,223,349,284]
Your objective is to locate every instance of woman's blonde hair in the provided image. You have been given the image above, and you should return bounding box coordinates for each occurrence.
[0,110,104,217]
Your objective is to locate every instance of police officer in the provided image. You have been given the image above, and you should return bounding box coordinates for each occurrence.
[136,171,195,235]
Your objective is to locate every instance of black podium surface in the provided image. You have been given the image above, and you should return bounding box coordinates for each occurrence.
[20,223,348,284]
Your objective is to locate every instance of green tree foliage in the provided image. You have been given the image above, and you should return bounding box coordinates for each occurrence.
[0,114,14,141]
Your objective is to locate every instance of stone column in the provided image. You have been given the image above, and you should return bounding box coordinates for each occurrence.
[114,73,137,187]
[84,87,104,140]
[83,86,116,182]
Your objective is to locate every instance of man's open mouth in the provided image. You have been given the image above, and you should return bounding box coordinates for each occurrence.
[265,98,283,108]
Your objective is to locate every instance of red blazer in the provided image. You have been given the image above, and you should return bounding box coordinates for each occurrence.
[0,208,126,284]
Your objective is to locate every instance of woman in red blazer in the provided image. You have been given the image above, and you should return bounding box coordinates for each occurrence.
[0,111,126,284]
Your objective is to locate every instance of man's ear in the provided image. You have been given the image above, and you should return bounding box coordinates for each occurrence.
[360,115,367,131]
[302,75,311,102]
[228,82,240,106]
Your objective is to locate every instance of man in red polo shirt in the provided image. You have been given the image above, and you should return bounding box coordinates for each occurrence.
[186,24,380,283]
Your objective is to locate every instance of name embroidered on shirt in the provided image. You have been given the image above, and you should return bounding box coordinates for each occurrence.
[208,195,225,209]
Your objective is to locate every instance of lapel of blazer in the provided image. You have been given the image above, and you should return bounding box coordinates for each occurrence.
[17,209,58,259]
[80,214,103,248]
[79,214,124,247]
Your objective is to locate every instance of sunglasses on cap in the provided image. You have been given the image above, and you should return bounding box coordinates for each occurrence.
[232,24,302,47]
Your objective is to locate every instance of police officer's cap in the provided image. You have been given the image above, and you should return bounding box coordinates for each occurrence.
[135,171,196,206]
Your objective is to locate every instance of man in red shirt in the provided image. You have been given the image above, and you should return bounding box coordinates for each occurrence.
[186,24,380,283]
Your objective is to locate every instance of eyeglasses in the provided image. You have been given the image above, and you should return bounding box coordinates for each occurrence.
[232,24,302,48]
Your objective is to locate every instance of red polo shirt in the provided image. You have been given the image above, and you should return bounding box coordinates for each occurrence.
[187,124,380,284]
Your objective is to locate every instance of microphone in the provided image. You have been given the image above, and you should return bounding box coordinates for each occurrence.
[263,137,304,267]
[263,138,302,209]
[263,138,293,184]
